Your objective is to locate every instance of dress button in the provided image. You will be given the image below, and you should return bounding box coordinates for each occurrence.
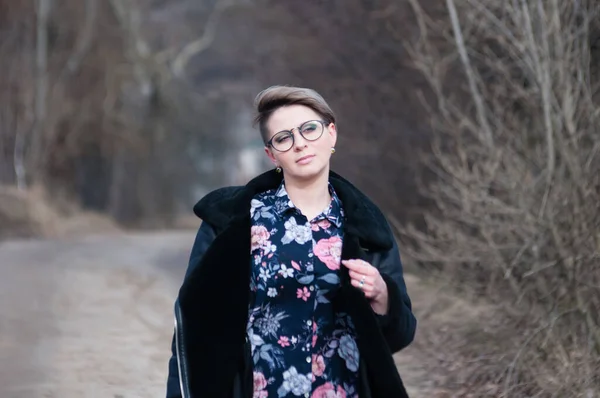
[309,286,314,291]
[307,320,312,326]
[306,356,311,363]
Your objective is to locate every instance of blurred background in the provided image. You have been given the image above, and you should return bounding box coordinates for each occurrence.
[0,1,599,397]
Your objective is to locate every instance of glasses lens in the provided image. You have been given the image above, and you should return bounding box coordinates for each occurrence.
[271,131,294,152]
[300,121,324,141]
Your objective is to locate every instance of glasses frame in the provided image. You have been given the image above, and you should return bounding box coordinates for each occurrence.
[266,119,329,152]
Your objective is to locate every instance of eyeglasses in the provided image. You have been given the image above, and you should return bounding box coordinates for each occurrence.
[266,120,328,152]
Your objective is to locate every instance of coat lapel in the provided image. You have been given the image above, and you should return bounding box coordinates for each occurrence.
[336,233,409,398]
[178,215,253,398]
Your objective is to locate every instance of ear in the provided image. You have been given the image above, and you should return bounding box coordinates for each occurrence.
[328,123,338,148]
[264,146,278,166]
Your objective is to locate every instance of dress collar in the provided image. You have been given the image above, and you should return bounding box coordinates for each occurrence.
[272,181,344,228]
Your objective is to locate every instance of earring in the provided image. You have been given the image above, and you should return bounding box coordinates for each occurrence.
[275,166,282,173]
[331,147,336,154]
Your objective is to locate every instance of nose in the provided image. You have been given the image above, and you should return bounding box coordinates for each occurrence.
[292,128,308,151]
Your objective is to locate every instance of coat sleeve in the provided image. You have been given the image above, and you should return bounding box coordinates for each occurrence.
[166,220,216,398]
[373,238,417,353]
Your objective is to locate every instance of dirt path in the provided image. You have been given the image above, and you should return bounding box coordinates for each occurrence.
[0,231,449,398]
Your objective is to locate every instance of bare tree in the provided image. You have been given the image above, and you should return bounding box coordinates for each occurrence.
[169,0,238,78]
[19,0,51,190]
[62,0,98,77]
[400,0,600,395]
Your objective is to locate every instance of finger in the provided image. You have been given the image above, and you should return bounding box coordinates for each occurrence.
[350,278,375,297]
[350,276,370,289]
[353,277,373,290]
[341,259,360,270]
[342,259,374,273]
[352,273,371,286]
[348,270,368,281]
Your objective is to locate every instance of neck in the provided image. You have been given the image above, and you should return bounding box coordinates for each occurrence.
[283,168,331,219]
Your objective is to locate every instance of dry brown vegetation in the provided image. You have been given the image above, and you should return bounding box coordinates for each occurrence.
[0,0,252,231]
[0,184,120,239]
[397,1,600,396]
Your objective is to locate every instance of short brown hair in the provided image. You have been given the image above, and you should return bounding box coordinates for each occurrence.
[253,85,336,143]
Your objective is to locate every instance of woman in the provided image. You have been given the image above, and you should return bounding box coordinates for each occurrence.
[166,86,417,398]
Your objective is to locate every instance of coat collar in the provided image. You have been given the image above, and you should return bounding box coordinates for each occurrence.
[193,169,394,251]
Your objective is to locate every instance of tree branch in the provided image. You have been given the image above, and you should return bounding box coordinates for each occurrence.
[446,0,494,146]
[170,0,234,78]
[64,0,98,76]
[28,0,52,187]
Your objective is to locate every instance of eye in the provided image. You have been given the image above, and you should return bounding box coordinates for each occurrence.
[302,123,318,132]
[275,134,291,143]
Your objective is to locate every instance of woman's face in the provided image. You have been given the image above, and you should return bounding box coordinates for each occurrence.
[264,105,337,182]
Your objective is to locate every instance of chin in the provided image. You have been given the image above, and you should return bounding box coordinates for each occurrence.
[287,163,328,181]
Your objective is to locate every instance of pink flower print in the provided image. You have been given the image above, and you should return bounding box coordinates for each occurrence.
[311,223,320,232]
[251,225,271,252]
[312,354,326,377]
[311,382,347,398]
[296,287,310,301]
[314,236,343,270]
[253,371,268,397]
[291,260,302,271]
[312,334,318,347]
[278,336,290,347]
[317,219,331,230]
[254,372,267,389]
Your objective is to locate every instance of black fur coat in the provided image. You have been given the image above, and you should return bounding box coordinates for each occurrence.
[166,169,417,398]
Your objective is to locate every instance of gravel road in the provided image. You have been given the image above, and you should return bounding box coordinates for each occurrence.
[0,231,433,398]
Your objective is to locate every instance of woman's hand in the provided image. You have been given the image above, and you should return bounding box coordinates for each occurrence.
[342,259,389,315]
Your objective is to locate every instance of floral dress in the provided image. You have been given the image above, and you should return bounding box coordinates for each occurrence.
[247,182,360,398]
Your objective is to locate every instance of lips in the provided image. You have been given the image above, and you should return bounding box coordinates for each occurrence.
[296,155,315,163]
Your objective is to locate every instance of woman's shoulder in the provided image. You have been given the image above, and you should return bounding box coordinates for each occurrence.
[198,185,244,204]
[329,171,396,250]
[329,171,385,214]
[192,185,245,225]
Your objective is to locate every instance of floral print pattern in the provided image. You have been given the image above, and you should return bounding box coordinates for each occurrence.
[247,182,359,398]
